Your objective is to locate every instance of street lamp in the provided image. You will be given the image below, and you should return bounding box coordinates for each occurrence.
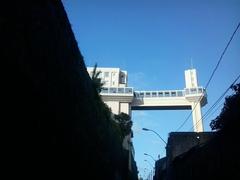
[144,153,156,162]
[142,128,167,145]
[144,160,154,180]
[144,159,154,169]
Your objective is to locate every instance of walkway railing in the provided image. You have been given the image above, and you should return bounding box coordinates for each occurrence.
[100,87,134,94]
[100,87,206,98]
[134,87,205,98]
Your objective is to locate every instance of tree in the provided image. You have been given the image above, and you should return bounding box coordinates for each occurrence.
[114,113,133,138]
[91,63,104,93]
[210,83,240,131]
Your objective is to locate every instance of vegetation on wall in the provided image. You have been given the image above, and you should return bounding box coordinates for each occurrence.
[90,64,133,142]
[210,83,240,132]
[114,112,133,138]
[2,1,138,179]
[91,63,104,93]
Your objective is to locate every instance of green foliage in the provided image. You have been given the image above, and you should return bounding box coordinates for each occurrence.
[210,83,240,131]
[114,113,133,138]
[91,63,104,93]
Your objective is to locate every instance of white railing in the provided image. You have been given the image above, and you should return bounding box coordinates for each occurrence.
[100,87,206,98]
[100,87,134,94]
[134,87,205,98]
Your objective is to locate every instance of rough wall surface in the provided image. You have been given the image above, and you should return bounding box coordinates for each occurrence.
[1,1,136,179]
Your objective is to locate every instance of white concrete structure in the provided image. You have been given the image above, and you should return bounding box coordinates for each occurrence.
[87,67,133,115]
[87,67,207,132]
[185,69,198,88]
[87,67,127,87]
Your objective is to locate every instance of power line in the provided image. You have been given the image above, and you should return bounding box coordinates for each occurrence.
[190,74,240,131]
[205,22,240,90]
[203,102,224,122]
[175,101,199,131]
[176,22,240,131]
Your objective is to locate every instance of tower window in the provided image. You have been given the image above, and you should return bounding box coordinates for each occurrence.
[104,72,109,77]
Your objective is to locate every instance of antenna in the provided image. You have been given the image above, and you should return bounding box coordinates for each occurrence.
[190,58,194,69]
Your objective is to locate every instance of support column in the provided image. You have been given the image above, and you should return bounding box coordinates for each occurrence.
[120,102,130,115]
[105,101,120,114]
[191,102,204,132]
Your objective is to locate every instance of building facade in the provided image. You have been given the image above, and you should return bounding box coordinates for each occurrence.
[87,67,133,115]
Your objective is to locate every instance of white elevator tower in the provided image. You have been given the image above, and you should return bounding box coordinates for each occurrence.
[184,69,205,132]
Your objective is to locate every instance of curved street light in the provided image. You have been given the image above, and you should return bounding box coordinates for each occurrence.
[142,128,167,145]
[144,153,156,162]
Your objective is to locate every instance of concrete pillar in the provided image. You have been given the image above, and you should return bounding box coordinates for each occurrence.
[120,102,130,115]
[105,101,119,114]
[191,102,204,132]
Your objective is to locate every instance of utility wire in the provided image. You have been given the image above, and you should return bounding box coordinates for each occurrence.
[198,102,224,132]
[176,22,240,131]
[205,22,240,90]
[190,74,240,131]
[203,102,224,122]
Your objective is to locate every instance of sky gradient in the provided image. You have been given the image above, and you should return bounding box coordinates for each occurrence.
[62,0,240,178]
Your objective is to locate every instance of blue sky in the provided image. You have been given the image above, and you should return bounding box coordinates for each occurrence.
[62,0,240,178]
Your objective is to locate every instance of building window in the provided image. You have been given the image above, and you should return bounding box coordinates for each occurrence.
[177,91,183,96]
[165,92,170,97]
[152,92,157,97]
[118,88,124,93]
[190,88,197,94]
[101,87,108,93]
[125,88,133,94]
[120,72,126,84]
[110,88,117,93]
[145,92,151,97]
[171,92,176,97]
[104,72,109,77]
[104,80,109,85]
[198,88,203,93]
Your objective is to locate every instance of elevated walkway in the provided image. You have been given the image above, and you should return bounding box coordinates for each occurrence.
[100,87,207,132]
[132,87,207,110]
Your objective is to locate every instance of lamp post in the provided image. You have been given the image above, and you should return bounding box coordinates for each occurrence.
[142,128,167,145]
[143,167,149,180]
[144,160,154,180]
[144,159,154,169]
[144,153,156,162]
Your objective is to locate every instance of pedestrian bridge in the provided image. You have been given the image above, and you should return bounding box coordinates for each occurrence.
[100,86,207,132]
[132,87,207,110]
[100,87,207,110]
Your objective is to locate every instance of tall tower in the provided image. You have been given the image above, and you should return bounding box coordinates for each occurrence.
[185,69,198,88]
[184,69,204,132]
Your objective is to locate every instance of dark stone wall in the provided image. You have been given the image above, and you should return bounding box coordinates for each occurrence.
[166,132,215,163]
[154,157,167,180]
[1,1,133,179]
[167,133,240,180]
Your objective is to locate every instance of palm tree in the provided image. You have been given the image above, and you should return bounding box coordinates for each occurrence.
[91,63,104,93]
